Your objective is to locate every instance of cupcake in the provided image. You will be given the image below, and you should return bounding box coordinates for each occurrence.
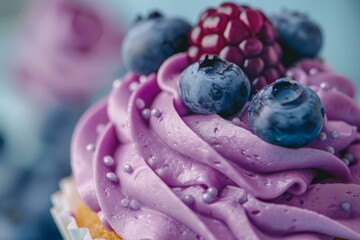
[52,2,360,239]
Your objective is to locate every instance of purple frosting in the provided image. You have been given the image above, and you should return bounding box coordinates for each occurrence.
[71,53,360,239]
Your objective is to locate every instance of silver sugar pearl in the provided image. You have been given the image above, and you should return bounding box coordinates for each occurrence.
[232,118,241,125]
[183,195,194,205]
[318,132,327,141]
[120,198,129,208]
[309,68,318,76]
[142,108,151,119]
[135,98,145,109]
[326,146,335,154]
[103,156,114,166]
[344,153,354,162]
[330,131,339,139]
[151,108,161,118]
[139,75,147,83]
[342,158,350,166]
[207,187,218,197]
[340,201,352,212]
[202,192,216,203]
[106,172,118,182]
[129,82,139,92]
[320,82,330,90]
[86,143,95,153]
[112,79,121,88]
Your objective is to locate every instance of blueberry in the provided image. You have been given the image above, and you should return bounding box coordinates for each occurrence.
[121,11,191,75]
[248,78,324,148]
[271,10,322,66]
[180,56,251,116]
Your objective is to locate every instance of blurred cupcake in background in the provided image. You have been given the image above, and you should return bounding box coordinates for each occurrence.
[9,0,125,170]
[0,0,125,239]
[16,0,124,106]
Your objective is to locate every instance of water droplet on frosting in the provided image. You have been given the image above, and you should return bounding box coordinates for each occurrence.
[183,195,194,205]
[135,98,145,109]
[151,108,161,118]
[86,143,95,153]
[120,198,129,208]
[340,201,352,211]
[155,168,165,176]
[142,108,151,119]
[172,187,182,193]
[129,200,141,210]
[329,131,339,139]
[326,146,335,154]
[103,156,114,166]
[106,172,118,182]
[122,164,133,173]
[318,132,327,141]
[238,193,248,204]
[147,155,157,166]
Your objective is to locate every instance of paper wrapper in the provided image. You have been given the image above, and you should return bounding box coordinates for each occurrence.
[50,177,98,240]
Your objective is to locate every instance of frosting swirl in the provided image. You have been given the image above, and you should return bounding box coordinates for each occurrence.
[72,54,360,239]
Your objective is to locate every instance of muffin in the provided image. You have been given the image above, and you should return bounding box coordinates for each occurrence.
[52,2,360,240]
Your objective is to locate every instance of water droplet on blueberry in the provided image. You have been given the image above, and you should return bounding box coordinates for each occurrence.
[272,80,304,105]
[248,78,324,148]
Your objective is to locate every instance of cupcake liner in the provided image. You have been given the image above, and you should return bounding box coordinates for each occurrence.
[50,177,96,240]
